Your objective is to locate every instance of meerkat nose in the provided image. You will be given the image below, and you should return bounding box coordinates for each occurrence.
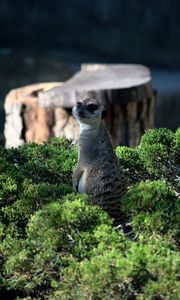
[76,101,82,108]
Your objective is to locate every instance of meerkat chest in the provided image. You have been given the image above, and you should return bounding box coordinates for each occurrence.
[78,169,87,194]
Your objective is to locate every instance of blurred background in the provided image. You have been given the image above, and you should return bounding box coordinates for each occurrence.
[0,0,180,145]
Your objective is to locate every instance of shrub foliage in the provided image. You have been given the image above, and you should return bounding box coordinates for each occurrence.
[0,129,179,299]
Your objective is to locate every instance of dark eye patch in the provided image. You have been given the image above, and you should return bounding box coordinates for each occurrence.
[76,101,82,108]
[87,103,98,112]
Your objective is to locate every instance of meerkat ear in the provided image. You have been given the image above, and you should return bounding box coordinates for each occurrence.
[101,109,107,119]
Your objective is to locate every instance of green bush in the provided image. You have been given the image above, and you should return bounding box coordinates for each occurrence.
[115,146,149,184]
[0,138,77,185]
[122,180,180,238]
[138,128,176,178]
[0,138,76,231]
[2,195,111,297]
[0,130,179,299]
[49,237,180,300]
[116,128,180,191]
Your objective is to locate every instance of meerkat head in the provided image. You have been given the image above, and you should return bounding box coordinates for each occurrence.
[72,98,107,128]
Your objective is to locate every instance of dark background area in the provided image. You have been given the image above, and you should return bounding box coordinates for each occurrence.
[0,0,180,144]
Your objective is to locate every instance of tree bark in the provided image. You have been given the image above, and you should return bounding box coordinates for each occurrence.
[4,82,81,147]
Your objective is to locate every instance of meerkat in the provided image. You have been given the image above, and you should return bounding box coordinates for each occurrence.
[72,98,127,224]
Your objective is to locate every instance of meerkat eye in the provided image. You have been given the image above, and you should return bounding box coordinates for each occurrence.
[76,101,82,108]
[87,103,98,112]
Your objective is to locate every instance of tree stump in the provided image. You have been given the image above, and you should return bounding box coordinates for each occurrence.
[39,64,155,147]
[4,83,80,147]
[4,64,155,148]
